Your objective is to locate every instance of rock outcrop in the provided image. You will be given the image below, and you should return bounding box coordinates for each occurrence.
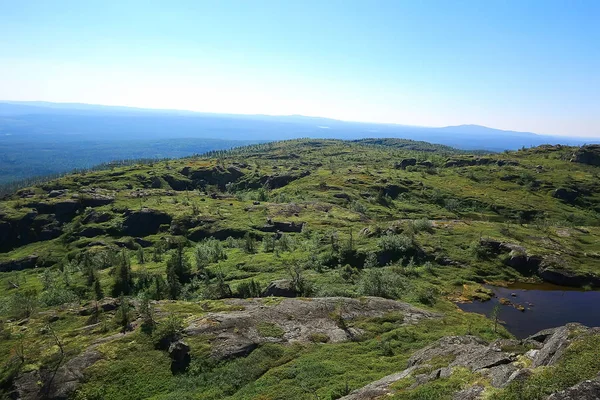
[538,263,600,288]
[122,208,172,237]
[0,255,39,272]
[81,210,112,224]
[184,297,439,360]
[341,323,600,400]
[169,340,191,373]
[547,374,600,399]
[444,157,495,168]
[0,211,61,252]
[14,347,103,400]
[180,164,245,189]
[479,238,600,287]
[262,170,310,189]
[553,188,580,204]
[395,158,417,169]
[162,174,193,191]
[261,279,298,297]
[259,221,305,233]
[78,297,119,316]
[571,145,600,167]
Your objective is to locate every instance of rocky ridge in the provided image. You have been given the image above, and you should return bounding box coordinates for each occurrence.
[341,323,600,400]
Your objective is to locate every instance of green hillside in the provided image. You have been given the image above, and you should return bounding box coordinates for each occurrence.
[1,139,599,400]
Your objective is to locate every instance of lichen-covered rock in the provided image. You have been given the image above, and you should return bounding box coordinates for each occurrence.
[162,174,193,191]
[78,226,106,238]
[451,346,515,371]
[530,324,591,368]
[81,210,112,224]
[547,374,600,400]
[339,366,419,399]
[407,336,488,367]
[342,324,600,399]
[487,363,520,387]
[333,193,351,200]
[571,144,600,166]
[452,385,485,400]
[79,194,114,208]
[184,297,439,361]
[14,349,103,400]
[53,200,81,222]
[445,157,495,168]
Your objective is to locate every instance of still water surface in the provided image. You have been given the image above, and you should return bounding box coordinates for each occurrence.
[457,283,600,339]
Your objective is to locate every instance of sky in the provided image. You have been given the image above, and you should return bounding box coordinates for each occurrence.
[0,0,599,137]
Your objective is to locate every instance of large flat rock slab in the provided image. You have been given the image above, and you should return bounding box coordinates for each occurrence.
[184,297,440,359]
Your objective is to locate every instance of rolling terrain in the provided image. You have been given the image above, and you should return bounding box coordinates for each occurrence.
[2,101,599,186]
[1,139,600,399]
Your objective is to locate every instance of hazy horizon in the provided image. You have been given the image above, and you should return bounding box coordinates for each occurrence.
[3,99,600,140]
[0,98,539,131]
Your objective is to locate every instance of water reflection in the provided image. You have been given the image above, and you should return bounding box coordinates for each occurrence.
[457,284,600,338]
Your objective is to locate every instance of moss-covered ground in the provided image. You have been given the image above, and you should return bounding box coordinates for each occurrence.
[0,139,599,399]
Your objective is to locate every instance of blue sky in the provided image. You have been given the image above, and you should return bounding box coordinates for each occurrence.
[1,0,598,137]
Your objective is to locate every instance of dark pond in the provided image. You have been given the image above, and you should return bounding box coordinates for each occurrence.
[457,283,600,339]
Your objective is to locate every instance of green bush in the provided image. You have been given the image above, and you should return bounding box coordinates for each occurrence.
[363,252,379,269]
[350,200,368,214]
[470,240,492,260]
[166,246,192,299]
[112,250,134,297]
[180,277,204,301]
[415,286,438,306]
[288,264,314,297]
[39,287,79,307]
[201,271,233,300]
[235,279,262,298]
[411,218,433,233]
[243,232,256,254]
[7,289,38,319]
[152,313,184,350]
[195,238,227,270]
[358,269,407,299]
[277,234,295,252]
[256,322,285,338]
[262,235,276,252]
[444,198,462,212]
[377,233,416,259]
[114,296,134,332]
[308,333,330,343]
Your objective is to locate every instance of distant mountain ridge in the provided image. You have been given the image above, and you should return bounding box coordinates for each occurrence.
[436,124,539,137]
[0,101,597,153]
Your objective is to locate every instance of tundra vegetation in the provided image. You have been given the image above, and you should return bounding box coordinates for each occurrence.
[0,139,599,399]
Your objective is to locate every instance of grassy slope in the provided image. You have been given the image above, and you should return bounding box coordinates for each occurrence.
[0,139,599,399]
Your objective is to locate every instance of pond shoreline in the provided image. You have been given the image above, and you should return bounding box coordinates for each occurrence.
[457,283,600,338]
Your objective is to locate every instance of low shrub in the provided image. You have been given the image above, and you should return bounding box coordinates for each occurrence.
[152,313,184,350]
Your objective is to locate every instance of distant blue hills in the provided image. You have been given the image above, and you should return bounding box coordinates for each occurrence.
[1,100,597,151]
[0,100,598,185]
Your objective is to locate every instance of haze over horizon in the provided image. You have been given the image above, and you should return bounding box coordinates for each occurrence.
[2,99,595,140]
[1,1,599,137]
